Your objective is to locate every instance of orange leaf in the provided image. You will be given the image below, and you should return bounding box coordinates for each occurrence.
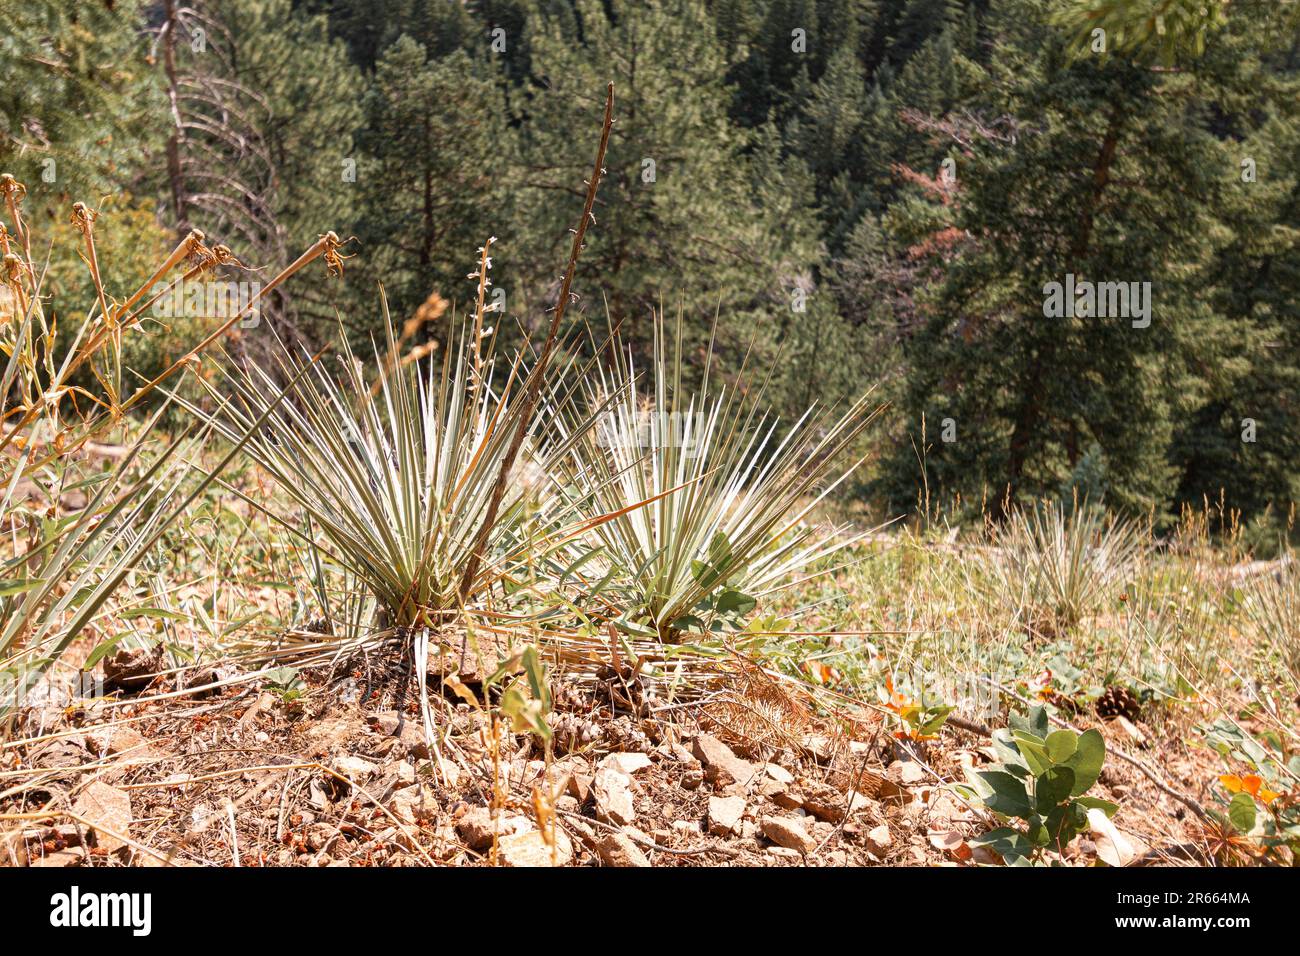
[1220,773,1281,805]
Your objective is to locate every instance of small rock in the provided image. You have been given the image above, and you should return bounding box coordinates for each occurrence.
[601,752,652,775]
[85,725,151,759]
[761,816,816,854]
[771,789,803,811]
[895,761,925,784]
[767,846,802,859]
[456,807,532,851]
[101,645,163,692]
[666,742,697,764]
[330,755,378,782]
[301,716,363,756]
[567,769,593,804]
[680,769,704,790]
[29,849,84,867]
[593,765,636,826]
[865,823,892,857]
[707,794,746,836]
[555,795,579,814]
[598,831,652,867]
[498,830,574,867]
[72,782,132,853]
[535,762,577,799]
[764,763,794,784]
[691,734,758,791]
[389,785,428,826]
[804,788,873,823]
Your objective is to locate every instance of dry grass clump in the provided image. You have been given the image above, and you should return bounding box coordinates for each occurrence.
[1,172,343,721]
[986,499,1145,638]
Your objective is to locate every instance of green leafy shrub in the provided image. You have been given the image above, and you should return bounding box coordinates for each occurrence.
[963,706,1114,865]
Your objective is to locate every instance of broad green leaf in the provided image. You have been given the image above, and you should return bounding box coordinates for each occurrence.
[1012,731,1051,777]
[977,770,1034,819]
[1035,766,1076,814]
[1010,705,1050,738]
[1044,729,1077,763]
[714,588,756,617]
[1063,729,1105,795]
[1074,796,1119,818]
[1228,792,1257,833]
[972,827,1036,865]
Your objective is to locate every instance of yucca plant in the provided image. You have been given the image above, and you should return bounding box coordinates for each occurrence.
[188,89,620,660]
[186,294,591,635]
[989,500,1145,637]
[543,314,881,640]
[2,417,199,714]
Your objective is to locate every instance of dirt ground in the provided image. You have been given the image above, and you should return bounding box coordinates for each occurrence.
[0,653,1223,868]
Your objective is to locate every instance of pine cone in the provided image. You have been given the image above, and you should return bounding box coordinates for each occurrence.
[1096,684,1141,722]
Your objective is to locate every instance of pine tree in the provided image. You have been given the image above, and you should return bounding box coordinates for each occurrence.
[156,0,362,341]
[355,37,515,327]
[1170,27,1300,522]
[865,0,1247,518]
[729,0,822,126]
[787,44,869,241]
[316,0,474,69]
[885,0,963,65]
[513,0,829,406]
[0,0,161,213]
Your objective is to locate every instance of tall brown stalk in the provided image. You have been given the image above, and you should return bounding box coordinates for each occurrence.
[456,83,615,602]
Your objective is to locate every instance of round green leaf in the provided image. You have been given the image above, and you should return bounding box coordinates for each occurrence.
[1045,729,1077,763]
[1063,729,1105,795]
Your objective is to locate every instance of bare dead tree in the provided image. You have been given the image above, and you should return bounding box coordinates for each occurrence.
[153,1,303,353]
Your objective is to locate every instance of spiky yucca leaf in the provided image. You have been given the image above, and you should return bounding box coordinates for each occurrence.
[544,316,880,639]
[2,415,180,713]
